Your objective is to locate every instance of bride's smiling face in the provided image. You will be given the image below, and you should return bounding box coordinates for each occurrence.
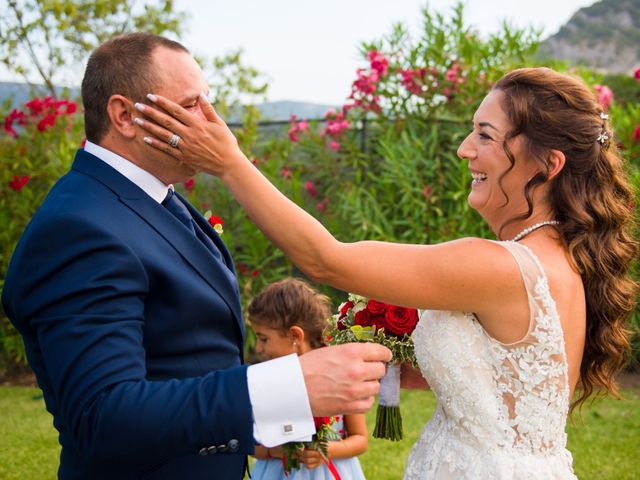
[457,90,540,225]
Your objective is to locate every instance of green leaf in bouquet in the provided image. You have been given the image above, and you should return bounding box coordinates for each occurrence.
[349,325,376,340]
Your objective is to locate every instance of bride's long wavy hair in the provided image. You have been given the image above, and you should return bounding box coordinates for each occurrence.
[493,67,638,412]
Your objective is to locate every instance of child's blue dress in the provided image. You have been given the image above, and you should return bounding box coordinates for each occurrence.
[250,415,366,479]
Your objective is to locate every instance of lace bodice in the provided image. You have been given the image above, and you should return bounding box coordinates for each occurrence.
[404,241,577,479]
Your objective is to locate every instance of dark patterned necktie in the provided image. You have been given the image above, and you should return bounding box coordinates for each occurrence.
[162,189,223,262]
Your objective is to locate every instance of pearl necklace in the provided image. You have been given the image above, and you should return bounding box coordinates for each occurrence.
[509,220,560,242]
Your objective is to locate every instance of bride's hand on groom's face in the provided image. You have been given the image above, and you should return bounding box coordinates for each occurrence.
[132,92,244,177]
[299,343,392,417]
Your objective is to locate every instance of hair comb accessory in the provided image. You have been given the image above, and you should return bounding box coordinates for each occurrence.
[597,131,609,145]
[597,112,610,146]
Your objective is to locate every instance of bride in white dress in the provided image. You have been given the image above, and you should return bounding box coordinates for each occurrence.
[134,67,638,479]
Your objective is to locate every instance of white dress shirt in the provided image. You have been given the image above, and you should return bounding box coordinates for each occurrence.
[84,141,315,447]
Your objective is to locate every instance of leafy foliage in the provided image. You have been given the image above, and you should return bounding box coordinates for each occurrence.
[0,0,186,97]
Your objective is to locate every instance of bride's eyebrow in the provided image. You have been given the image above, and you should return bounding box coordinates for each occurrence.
[478,121,499,132]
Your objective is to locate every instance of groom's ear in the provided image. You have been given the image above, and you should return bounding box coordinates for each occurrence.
[106,94,137,139]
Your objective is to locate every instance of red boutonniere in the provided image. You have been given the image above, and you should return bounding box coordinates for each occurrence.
[204,210,224,235]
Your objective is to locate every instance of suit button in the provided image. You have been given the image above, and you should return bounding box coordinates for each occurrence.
[217,444,228,453]
[207,445,218,454]
[198,447,208,456]
[228,439,239,453]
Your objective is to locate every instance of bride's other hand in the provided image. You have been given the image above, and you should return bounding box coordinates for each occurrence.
[401,362,429,389]
[133,92,245,177]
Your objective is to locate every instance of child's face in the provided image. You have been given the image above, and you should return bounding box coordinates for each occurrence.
[252,323,297,361]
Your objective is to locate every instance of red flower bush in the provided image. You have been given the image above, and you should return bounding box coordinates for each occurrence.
[3,96,79,137]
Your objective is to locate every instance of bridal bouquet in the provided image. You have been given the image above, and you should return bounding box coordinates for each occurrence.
[327,294,419,441]
[281,416,342,479]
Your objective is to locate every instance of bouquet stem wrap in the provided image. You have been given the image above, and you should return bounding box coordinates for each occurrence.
[373,363,403,441]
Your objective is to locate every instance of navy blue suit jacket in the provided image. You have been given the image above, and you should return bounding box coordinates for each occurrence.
[2,149,254,479]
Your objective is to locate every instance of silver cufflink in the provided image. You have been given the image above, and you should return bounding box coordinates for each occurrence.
[282,423,294,434]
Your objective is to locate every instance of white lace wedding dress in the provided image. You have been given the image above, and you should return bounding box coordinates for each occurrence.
[404,241,578,479]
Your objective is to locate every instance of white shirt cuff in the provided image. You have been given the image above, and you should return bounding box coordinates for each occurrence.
[247,353,315,447]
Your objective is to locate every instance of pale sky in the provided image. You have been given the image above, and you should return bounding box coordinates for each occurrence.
[174,0,597,104]
[2,0,598,104]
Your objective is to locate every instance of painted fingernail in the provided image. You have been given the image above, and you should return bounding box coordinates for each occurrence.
[199,91,208,101]
[133,117,144,126]
[143,136,153,144]
[134,102,145,112]
[146,93,157,102]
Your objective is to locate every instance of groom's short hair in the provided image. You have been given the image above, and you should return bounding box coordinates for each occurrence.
[82,32,188,143]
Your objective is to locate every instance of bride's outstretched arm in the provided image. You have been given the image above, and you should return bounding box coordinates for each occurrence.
[132,93,516,314]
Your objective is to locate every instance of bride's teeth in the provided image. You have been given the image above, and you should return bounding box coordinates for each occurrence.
[471,172,487,181]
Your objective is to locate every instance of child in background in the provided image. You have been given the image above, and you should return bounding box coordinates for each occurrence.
[249,278,368,480]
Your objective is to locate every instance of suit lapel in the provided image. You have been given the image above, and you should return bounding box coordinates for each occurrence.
[72,150,245,337]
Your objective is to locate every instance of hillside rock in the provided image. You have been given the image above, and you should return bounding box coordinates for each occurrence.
[539,0,640,74]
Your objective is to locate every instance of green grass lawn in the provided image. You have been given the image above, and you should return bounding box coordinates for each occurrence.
[1,387,638,479]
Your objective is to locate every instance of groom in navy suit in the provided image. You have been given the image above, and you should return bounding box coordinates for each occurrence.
[2,33,389,479]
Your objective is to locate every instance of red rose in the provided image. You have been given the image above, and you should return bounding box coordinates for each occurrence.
[354,309,373,327]
[370,314,386,332]
[384,306,418,336]
[339,301,354,319]
[367,299,387,315]
[313,416,332,430]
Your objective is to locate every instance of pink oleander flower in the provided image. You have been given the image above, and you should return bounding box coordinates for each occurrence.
[399,68,426,95]
[634,67,640,80]
[316,197,328,213]
[25,97,45,116]
[329,140,340,152]
[287,115,309,142]
[594,84,614,110]
[322,110,350,138]
[280,166,292,179]
[4,109,25,137]
[37,113,56,131]
[304,180,318,197]
[368,50,389,77]
[445,63,460,82]
[9,174,30,191]
[352,68,378,96]
[634,125,640,141]
[183,178,195,193]
[341,100,361,115]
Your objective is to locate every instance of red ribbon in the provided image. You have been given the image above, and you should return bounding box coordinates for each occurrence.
[323,457,342,480]
[281,454,342,480]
